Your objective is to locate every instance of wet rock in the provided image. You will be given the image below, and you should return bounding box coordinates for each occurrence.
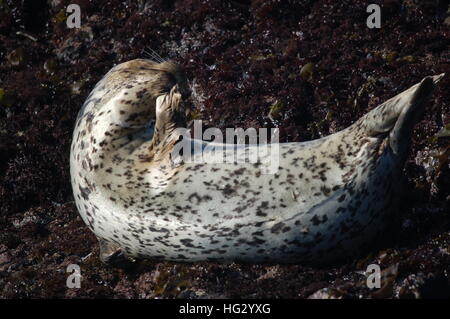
[371,264,399,299]
[55,26,94,64]
[308,288,343,299]
[43,58,58,74]
[6,48,26,66]
[415,146,450,198]
[268,100,284,122]
[299,63,315,81]
[152,264,192,298]
[12,209,42,228]
[0,251,11,265]
[396,273,450,299]
[0,250,12,271]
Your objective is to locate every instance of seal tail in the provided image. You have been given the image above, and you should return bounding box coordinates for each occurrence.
[356,73,444,158]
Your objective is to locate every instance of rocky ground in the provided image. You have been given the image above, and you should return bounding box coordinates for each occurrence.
[0,0,449,298]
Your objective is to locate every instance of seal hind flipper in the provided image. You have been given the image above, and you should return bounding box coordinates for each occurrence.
[389,74,443,158]
[354,74,444,159]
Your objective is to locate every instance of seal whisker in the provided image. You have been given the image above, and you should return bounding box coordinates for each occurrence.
[143,47,166,63]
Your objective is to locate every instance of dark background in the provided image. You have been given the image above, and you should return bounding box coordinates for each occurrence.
[0,0,449,298]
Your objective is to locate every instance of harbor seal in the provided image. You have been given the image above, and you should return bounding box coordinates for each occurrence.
[70,58,444,265]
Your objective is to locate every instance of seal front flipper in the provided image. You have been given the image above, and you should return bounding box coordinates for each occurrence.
[155,85,184,127]
[151,85,185,147]
[354,74,444,161]
[98,238,135,266]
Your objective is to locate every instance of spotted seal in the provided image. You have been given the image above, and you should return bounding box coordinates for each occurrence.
[70,59,443,264]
